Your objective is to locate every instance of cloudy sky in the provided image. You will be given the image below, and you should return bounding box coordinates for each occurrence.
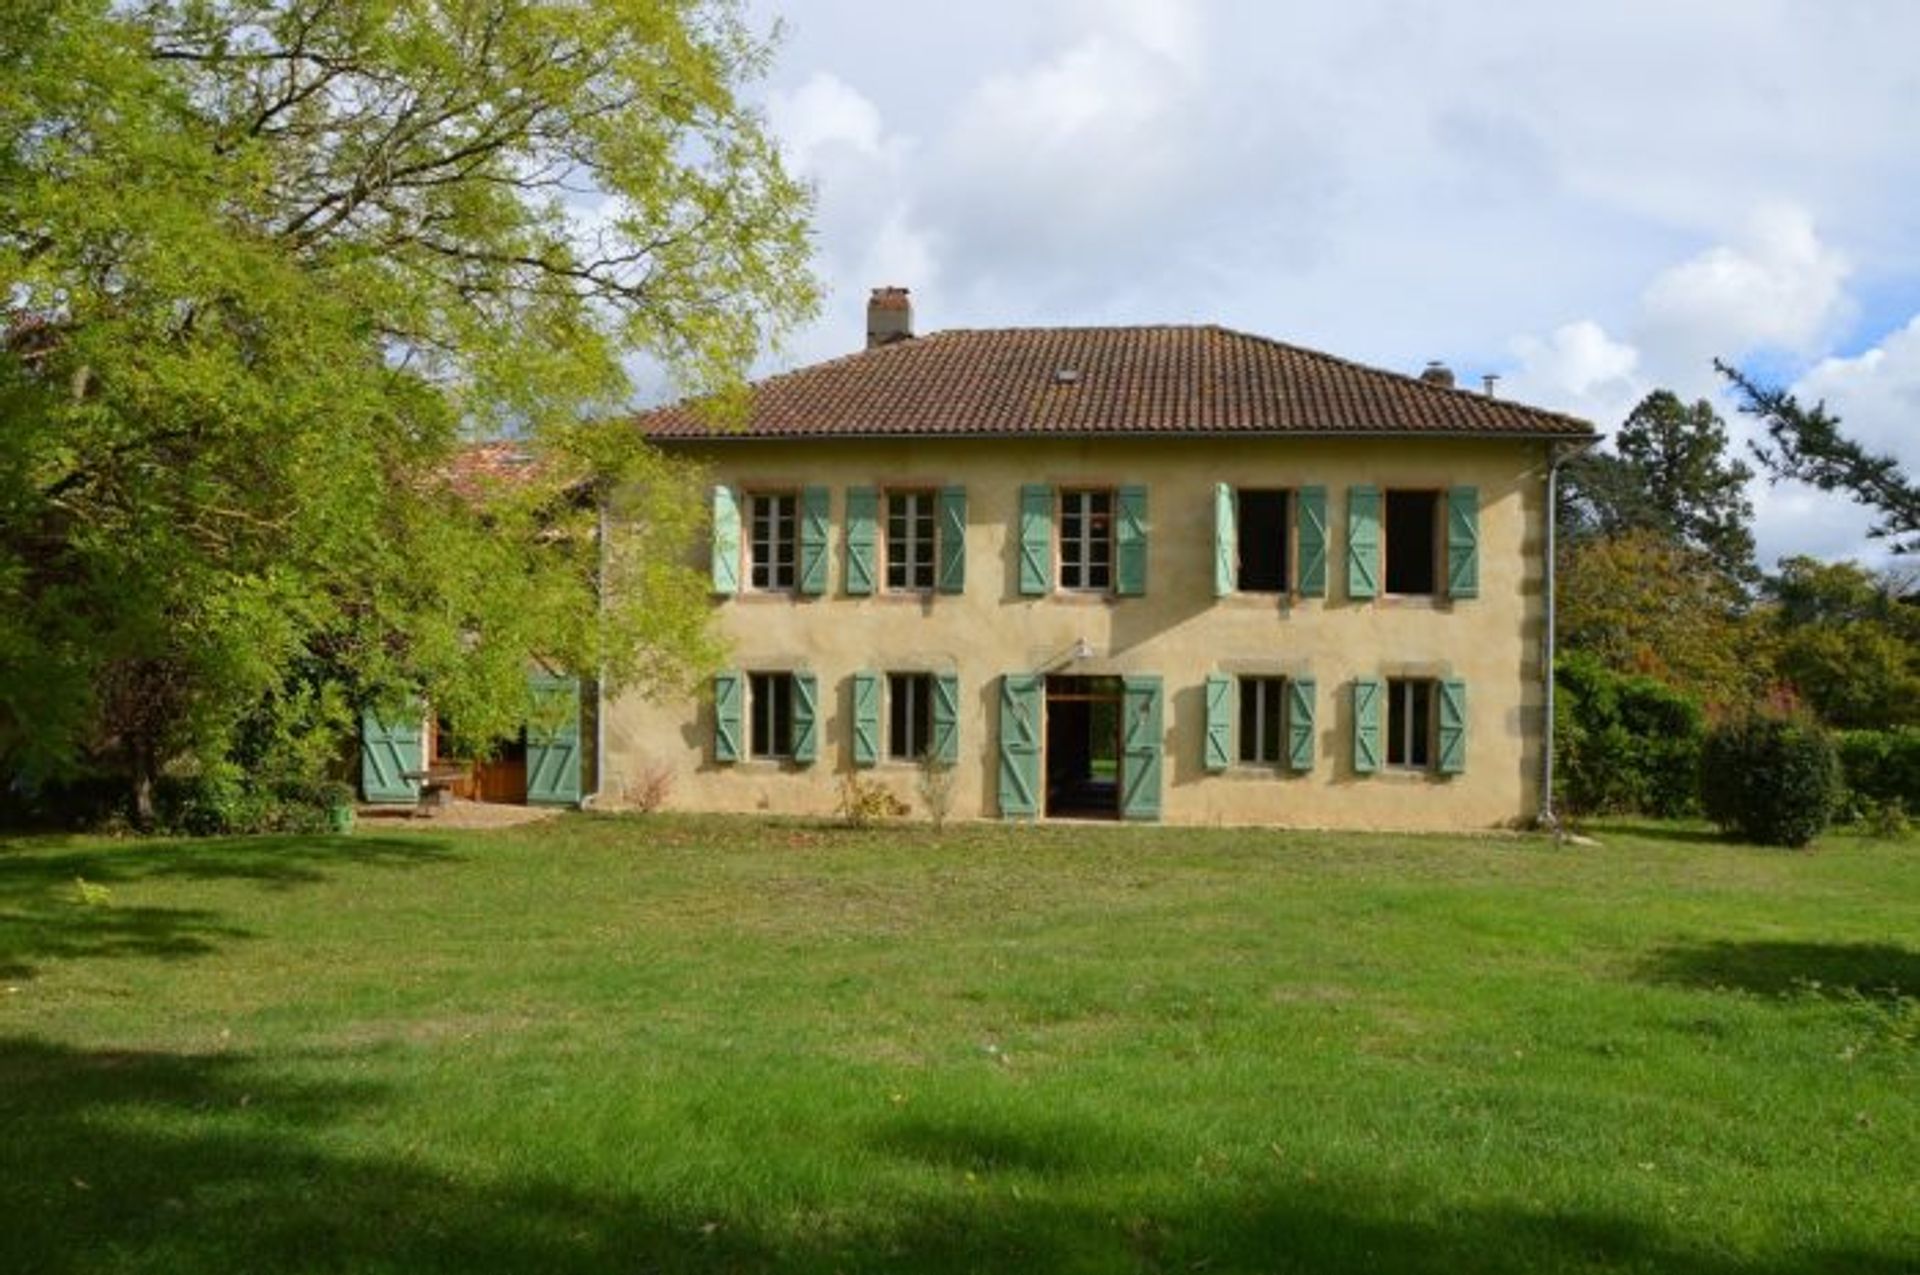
[736,0,1920,569]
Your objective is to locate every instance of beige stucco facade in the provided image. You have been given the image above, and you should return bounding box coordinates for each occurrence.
[602,434,1555,829]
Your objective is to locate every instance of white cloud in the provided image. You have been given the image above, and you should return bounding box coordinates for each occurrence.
[1638,203,1852,373]
[1793,313,1920,466]
[1504,320,1643,427]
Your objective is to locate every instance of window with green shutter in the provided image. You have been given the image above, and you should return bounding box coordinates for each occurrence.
[798,486,829,595]
[850,671,880,767]
[1213,484,1235,597]
[1116,484,1148,595]
[1437,678,1467,773]
[845,487,877,596]
[360,707,424,803]
[791,672,819,763]
[998,674,1042,817]
[1347,485,1380,599]
[931,673,960,764]
[1352,677,1382,774]
[711,486,740,595]
[1446,486,1479,598]
[1203,673,1233,772]
[937,486,967,593]
[1018,486,1053,595]
[713,671,743,762]
[1297,486,1328,597]
[1287,677,1316,772]
[1120,675,1163,820]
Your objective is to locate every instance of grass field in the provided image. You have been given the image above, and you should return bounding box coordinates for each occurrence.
[1,814,1915,1274]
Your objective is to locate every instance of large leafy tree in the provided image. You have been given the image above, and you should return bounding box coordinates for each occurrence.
[1763,557,1920,730]
[1718,360,1920,555]
[0,0,816,819]
[1559,390,1756,581]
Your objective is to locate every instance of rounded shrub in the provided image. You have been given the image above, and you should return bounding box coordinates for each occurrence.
[1699,712,1842,848]
[1555,654,1704,818]
[1835,727,1920,812]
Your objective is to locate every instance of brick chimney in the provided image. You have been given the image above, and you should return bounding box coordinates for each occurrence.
[867,286,913,349]
[1420,360,1455,388]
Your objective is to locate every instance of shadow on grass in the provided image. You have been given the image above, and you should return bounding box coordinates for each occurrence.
[0,835,459,981]
[1641,939,1920,1003]
[1,1034,1911,1275]
[1589,820,1728,847]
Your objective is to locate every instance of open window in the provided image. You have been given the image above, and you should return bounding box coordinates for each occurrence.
[887,672,933,760]
[1237,490,1290,592]
[1383,490,1439,595]
[748,672,795,758]
[1386,678,1434,769]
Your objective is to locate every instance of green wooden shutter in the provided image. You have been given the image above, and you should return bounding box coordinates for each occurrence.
[713,670,742,763]
[998,675,1043,818]
[1347,485,1380,600]
[931,673,960,765]
[1297,485,1327,597]
[1018,485,1053,595]
[711,486,740,595]
[1437,678,1467,774]
[937,486,967,594]
[1203,673,1233,772]
[359,707,423,803]
[526,673,582,806]
[798,486,829,595]
[850,671,880,767]
[845,487,877,596]
[1121,675,1164,821]
[1214,484,1236,597]
[1352,677,1383,774]
[1446,486,1479,599]
[1287,677,1316,772]
[1116,484,1148,596]
[791,672,818,763]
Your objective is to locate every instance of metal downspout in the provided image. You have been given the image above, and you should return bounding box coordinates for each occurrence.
[1540,441,1581,831]
[579,492,610,811]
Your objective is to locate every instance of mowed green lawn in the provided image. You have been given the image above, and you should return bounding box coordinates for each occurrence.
[1,816,1914,1275]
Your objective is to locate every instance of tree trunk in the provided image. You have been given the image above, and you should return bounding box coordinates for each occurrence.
[131,744,156,830]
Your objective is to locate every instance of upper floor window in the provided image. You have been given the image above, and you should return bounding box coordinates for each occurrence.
[886,490,936,592]
[1236,489,1290,592]
[1060,489,1113,591]
[748,491,797,591]
[1383,490,1439,595]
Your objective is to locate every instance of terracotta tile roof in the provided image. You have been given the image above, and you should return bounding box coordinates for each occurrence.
[635,325,1594,441]
[441,441,547,500]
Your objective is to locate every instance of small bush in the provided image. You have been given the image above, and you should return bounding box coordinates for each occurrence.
[836,773,908,829]
[1835,727,1920,815]
[1555,654,1704,818]
[1699,712,1842,848]
[627,755,675,813]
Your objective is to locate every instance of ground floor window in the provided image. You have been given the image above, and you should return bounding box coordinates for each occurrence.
[1238,676,1287,764]
[888,672,933,760]
[1387,677,1434,768]
[749,672,794,758]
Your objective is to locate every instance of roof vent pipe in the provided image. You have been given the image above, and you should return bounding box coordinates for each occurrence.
[1420,360,1455,388]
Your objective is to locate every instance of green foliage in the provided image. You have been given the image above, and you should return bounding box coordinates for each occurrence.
[1834,728,1920,814]
[1764,558,1920,730]
[1554,653,1703,817]
[1700,712,1842,848]
[0,1,816,821]
[1720,360,1920,554]
[1557,529,1767,708]
[1560,391,1756,581]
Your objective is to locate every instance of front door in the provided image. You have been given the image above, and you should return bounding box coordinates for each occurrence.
[1045,676,1123,818]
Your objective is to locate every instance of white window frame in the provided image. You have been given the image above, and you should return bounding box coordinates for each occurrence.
[747,491,798,592]
[1059,488,1113,592]
[885,490,936,592]
[749,671,793,758]
[1386,678,1434,770]
[1238,675,1286,765]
